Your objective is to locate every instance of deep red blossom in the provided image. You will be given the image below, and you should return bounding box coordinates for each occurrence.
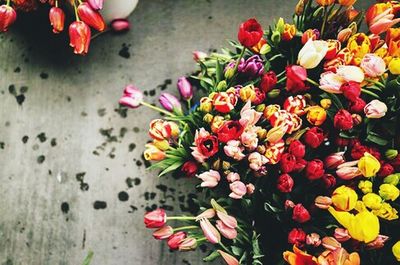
[341,81,361,102]
[368,147,382,161]
[305,159,325,180]
[288,228,306,247]
[280,153,297,173]
[286,65,309,93]
[167,232,186,250]
[288,140,306,159]
[252,87,266,105]
[334,109,353,130]
[181,161,198,178]
[378,163,394,177]
[303,127,324,148]
[351,143,369,160]
[238,18,263,48]
[349,97,366,113]
[321,174,336,189]
[260,71,277,92]
[293,158,307,172]
[277,173,294,193]
[196,135,219,158]
[292,204,311,223]
[217,121,244,143]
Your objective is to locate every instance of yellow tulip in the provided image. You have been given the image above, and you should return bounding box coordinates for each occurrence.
[379,183,400,201]
[331,185,358,211]
[358,152,381,178]
[144,143,166,161]
[347,33,371,65]
[266,125,287,144]
[320,99,332,109]
[199,97,213,113]
[389,57,400,75]
[362,193,382,210]
[358,180,373,194]
[393,241,400,261]
[328,207,379,243]
[153,139,170,151]
[372,202,399,221]
[307,106,327,126]
[239,85,256,102]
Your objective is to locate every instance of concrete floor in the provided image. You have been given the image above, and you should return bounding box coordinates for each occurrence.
[0,0,372,264]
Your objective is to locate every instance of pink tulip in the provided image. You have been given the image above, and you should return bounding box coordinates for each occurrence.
[366,235,389,249]
[306,233,321,247]
[319,72,345,94]
[361,54,386,77]
[178,237,198,251]
[226,172,240,183]
[111,19,130,32]
[215,220,237,239]
[240,129,258,151]
[324,152,345,169]
[199,218,221,244]
[119,85,143,108]
[216,211,238,229]
[369,8,400,35]
[246,183,255,195]
[167,232,186,250]
[144,208,167,228]
[196,170,220,188]
[224,140,245,161]
[152,226,174,240]
[321,236,342,251]
[364,99,387,118]
[177,77,193,100]
[239,101,262,128]
[334,228,351,242]
[159,93,182,113]
[248,152,268,171]
[336,166,362,180]
[196,209,216,220]
[229,181,247,199]
[193,51,207,62]
[88,0,104,10]
[217,250,239,265]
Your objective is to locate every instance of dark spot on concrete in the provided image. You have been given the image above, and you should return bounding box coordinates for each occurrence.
[97,108,106,117]
[16,94,25,105]
[128,205,138,213]
[40,72,49,79]
[37,132,47,143]
[128,143,136,152]
[5,121,10,127]
[157,79,172,91]
[156,184,168,193]
[136,160,142,167]
[133,127,140,133]
[149,89,156,96]
[8,84,16,96]
[118,43,130,59]
[99,128,118,143]
[14,67,21,73]
[50,138,57,147]
[76,172,89,191]
[66,96,71,102]
[20,86,28,94]
[61,202,69,214]
[37,155,45,164]
[93,201,107,210]
[32,144,39,150]
[119,127,128,138]
[22,135,29,143]
[118,191,129,202]
[81,111,88,117]
[208,16,213,19]
[126,177,140,188]
[114,105,128,118]
[144,192,156,201]
[160,205,174,211]
[0,142,4,149]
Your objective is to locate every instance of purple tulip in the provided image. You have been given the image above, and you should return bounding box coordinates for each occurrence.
[87,0,103,10]
[111,19,130,32]
[238,55,264,78]
[119,85,143,109]
[177,77,193,100]
[159,93,182,113]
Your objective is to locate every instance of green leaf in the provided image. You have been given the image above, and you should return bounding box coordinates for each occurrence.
[203,250,220,262]
[215,59,223,83]
[231,246,244,256]
[158,160,184,177]
[82,251,94,265]
[366,132,388,146]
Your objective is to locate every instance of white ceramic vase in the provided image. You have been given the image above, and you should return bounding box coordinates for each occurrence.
[100,0,139,23]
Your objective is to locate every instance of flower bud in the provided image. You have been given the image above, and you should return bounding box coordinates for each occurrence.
[159,93,182,114]
[49,7,65,34]
[324,152,345,169]
[216,80,227,91]
[384,174,400,186]
[167,232,186,250]
[271,30,281,45]
[196,209,216,220]
[267,88,281,98]
[379,183,400,201]
[321,237,341,251]
[334,228,351,242]
[153,226,174,240]
[199,97,213,113]
[178,237,197,251]
[88,0,103,10]
[69,21,91,55]
[193,51,207,62]
[177,77,193,100]
[111,19,130,32]
[144,208,167,228]
[337,28,353,43]
[246,183,255,195]
[77,2,106,31]
[358,180,373,194]
[385,149,398,160]
[217,250,239,265]
[199,218,220,244]
[306,233,321,247]
[315,196,332,209]
[0,5,17,32]
[276,18,285,33]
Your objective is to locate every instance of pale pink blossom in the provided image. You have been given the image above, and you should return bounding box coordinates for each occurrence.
[196,209,216,221]
[229,181,247,199]
[319,72,345,94]
[240,128,258,151]
[364,99,387,118]
[193,51,207,62]
[239,101,262,128]
[337,65,365,83]
[119,85,144,108]
[334,228,351,242]
[324,152,345,169]
[199,218,220,244]
[369,8,400,35]
[366,235,389,249]
[216,211,238,229]
[226,172,240,183]
[197,170,221,188]
[336,166,362,180]
[216,220,237,239]
[224,140,245,161]
[248,152,269,171]
[217,250,239,265]
[361,54,386,77]
[306,233,321,247]
[246,183,255,195]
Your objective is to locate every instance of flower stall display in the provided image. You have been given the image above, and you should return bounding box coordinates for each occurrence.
[0,0,131,55]
[120,0,400,264]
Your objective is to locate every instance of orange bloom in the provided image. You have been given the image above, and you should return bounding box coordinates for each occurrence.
[316,0,334,6]
[338,0,356,7]
[366,3,393,27]
[282,24,296,41]
[318,247,360,265]
[386,28,400,57]
[283,245,319,265]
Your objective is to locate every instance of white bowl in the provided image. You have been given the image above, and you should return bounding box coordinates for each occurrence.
[101,0,139,23]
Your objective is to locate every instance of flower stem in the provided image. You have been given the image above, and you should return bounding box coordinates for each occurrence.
[218,242,234,255]
[365,78,385,88]
[233,46,246,75]
[306,78,320,87]
[6,0,10,6]
[173,225,199,232]
[361,89,380,99]
[73,0,80,21]
[167,216,196,221]
[320,6,329,37]
[187,99,191,110]
[141,101,176,117]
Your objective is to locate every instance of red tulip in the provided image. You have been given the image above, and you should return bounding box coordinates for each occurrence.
[286,65,309,93]
[167,232,186,250]
[277,173,294,193]
[152,226,173,240]
[0,5,17,32]
[341,81,361,102]
[217,121,244,143]
[144,208,167,228]
[69,21,91,55]
[303,127,324,148]
[49,7,65,33]
[77,2,105,31]
[333,109,353,130]
[260,71,277,92]
[238,18,263,48]
[181,161,198,177]
[288,228,306,247]
[280,153,297,173]
[305,159,325,180]
[292,204,311,223]
[288,140,305,159]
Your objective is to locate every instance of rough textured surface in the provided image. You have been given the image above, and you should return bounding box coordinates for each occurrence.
[0,1,371,264]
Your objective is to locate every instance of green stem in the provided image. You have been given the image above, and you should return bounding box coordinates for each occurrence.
[167,216,196,221]
[173,225,199,232]
[320,6,329,37]
[277,76,287,84]
[306,78,320,87]
[365,78,385,88]
[361,89,380,99]
[232,47,246,75]
[187,99,191,111]
[141,101,176,117]
[197,237,207,243]
[6,0,10,6]
[218,242,234,255]
[73,0,80,21]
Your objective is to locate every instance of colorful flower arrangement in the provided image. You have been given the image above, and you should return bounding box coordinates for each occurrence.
[0,0,130,55]
[120,0,400,264]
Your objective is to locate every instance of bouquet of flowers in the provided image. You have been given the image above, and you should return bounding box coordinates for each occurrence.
[120,0,400,264]
[0,0,129,55]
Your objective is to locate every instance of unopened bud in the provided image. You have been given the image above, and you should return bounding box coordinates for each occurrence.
[256,104,266,112]
[257,128,267,140]
[385,149,398,160]
[267,88,280,98]
[320,99,332,109]
[212,159,221,170]
[216,80,227,91]
[222,161,231,170]
[384,174,400,186]
[111,19,130,32]
[203,113,214,123]
[352,114,362,125]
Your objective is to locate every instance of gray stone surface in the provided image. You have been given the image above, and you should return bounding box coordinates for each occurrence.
[0,0,372,264]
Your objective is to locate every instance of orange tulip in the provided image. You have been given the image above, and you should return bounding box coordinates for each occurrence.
[318,247,360,265]
[386,28,400,57]
[316,0,334,6]
[282,23,297,41]
[283,245,319,265]
[338,0,356,7]
[49,7,65,34]
[366,3,393,27]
